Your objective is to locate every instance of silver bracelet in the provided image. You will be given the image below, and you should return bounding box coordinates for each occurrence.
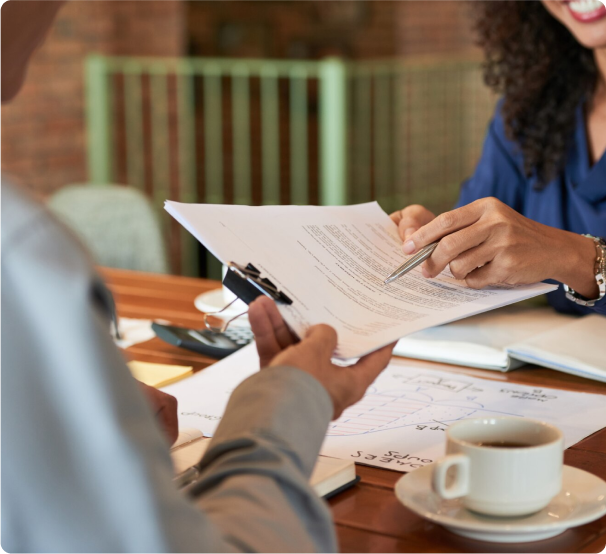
[563,235,606,307]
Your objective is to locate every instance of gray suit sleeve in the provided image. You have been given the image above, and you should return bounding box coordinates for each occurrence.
[1,184,336,553]
[190,367,337,552]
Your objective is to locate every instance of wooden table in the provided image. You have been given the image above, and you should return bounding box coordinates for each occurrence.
[104,267,606,553]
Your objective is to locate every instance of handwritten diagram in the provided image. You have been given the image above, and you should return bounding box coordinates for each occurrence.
[327,374,517,437]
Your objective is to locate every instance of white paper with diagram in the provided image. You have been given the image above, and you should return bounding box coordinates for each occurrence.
[321,358,606,471]
[163,345,606,473]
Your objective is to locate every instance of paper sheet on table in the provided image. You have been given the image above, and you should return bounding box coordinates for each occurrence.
[162,344,606,472]
[162,344,260,436]
[114,317,155,349]
[128,360,193,388]
[165,201,556,359]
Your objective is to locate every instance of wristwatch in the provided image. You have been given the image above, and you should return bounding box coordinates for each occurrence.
[564,234,606,307]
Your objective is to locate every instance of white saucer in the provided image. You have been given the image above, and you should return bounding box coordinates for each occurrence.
[194,289,250,328]
[395,464,606,543]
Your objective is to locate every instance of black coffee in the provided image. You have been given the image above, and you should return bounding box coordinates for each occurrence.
[476,441,533,448]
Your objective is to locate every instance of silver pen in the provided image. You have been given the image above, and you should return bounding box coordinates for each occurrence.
[384,241,439,284]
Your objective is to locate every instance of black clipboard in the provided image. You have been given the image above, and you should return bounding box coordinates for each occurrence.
[204,262,292,332]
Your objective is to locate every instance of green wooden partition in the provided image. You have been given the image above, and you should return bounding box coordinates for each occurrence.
[85,54,495,276]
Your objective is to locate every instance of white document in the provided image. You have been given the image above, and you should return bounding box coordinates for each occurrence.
[393,305,575,371]
[162,344,260,437]
[165,201,556,359]
[321,358,606,471]
[113,317,155,349]
[163,345,606,473]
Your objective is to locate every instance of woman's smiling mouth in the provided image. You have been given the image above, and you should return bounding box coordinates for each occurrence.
[564,0,606,23]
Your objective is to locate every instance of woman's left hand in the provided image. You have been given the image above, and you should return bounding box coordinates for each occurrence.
[403,197,597,295]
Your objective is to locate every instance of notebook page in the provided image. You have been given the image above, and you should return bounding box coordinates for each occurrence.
[507,315,606,382]
[394,306,575,371]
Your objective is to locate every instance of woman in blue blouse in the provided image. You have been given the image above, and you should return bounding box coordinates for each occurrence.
[391,0,606,315]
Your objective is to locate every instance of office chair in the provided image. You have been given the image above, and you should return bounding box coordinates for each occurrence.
[48,184,169,274]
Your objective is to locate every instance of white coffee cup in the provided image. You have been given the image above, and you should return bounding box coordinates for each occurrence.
[432,417,564,517]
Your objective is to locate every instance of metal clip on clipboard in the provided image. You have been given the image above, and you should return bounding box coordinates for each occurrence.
[203,262,293,333]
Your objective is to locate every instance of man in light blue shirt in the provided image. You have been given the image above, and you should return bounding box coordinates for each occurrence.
[1,3,393,551]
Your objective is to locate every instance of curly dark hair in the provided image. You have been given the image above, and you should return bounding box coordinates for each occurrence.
[473,1,598,187]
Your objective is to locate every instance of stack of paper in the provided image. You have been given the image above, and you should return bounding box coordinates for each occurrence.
[165,201,556,359]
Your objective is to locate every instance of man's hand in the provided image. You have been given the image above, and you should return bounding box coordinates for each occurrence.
[402,197,598,297]
[390,204,436,242]
[139,383,179,445]
[248,296,394,419]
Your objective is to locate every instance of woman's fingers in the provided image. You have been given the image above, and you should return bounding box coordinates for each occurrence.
[403,227,418,240]
[422,223,491,278]
[390,205,436,242]
[464,263,499,289]
[403,200,487,255]
[446,243,496,281]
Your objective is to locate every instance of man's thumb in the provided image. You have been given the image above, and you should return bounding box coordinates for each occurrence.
[303,324,338,357]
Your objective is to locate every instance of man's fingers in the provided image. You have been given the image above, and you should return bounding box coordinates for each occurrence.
[403,202,484,255]
[248,297,283,365]
[140,383,179,445]
[262,296,297,349]
[303,324,338,358]
[350,343,395,390]
[157,394,179,445]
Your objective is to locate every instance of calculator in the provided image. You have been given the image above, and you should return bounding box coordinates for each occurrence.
[152,322,254,359]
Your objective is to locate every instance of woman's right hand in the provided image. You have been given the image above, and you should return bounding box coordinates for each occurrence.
[390,204,436,242]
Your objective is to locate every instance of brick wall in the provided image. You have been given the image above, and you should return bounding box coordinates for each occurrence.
[187,1,477,60]
[2,1,477,197]
[396,2,477,56]
[1,0,185,196]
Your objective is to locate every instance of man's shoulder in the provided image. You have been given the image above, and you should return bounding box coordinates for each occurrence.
[1,180,47,249]
[1,180,95,281]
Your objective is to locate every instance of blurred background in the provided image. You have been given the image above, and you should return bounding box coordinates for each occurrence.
[1,0,497,278]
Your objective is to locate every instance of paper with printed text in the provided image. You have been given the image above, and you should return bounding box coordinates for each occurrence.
[166,201,556,358]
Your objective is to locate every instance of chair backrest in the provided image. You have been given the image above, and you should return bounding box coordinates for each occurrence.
[48,184,169,274]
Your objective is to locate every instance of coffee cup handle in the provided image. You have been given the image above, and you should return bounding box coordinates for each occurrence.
[432,454,470,500]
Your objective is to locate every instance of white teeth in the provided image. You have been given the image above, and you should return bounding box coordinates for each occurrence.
[569,0,604,13]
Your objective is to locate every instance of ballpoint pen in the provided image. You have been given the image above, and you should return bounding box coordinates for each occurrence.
[384,241,440,284]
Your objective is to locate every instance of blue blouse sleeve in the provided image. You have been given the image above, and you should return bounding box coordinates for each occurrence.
[456,100,527,210]
[454,101,606,316]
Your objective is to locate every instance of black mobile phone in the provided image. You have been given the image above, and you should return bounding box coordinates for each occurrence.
[152,322,253,359]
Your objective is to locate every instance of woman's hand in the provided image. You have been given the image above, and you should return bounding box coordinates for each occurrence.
[390,204,436,242]
[248,296,394,419]
[403,197,598,297]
